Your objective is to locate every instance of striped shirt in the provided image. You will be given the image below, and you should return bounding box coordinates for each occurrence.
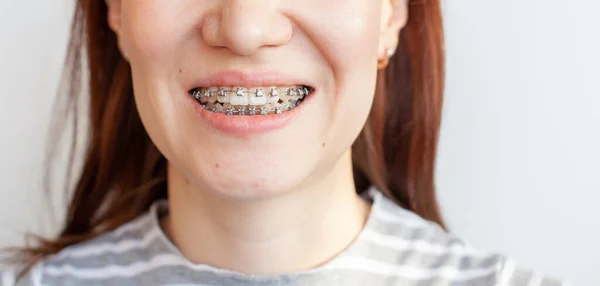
[2,189,568,286]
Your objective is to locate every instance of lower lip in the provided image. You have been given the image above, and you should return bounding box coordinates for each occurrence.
[187,93,314,137]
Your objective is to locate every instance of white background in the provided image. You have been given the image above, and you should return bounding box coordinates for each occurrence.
[1,0,598,285]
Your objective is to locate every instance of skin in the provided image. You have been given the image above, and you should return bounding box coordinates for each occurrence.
[106,0,407,275]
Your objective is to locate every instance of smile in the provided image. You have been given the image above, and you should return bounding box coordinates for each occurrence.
[189,85,313,116]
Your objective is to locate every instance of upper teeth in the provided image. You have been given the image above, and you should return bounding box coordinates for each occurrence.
[192,86,309,106]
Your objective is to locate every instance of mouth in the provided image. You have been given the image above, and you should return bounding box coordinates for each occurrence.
[188,85,314,116]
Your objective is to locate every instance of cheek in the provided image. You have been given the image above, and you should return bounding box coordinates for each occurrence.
[120,2,191,68]
[302,1,382,142]
[304,1,382,73]
[119,2,195,152]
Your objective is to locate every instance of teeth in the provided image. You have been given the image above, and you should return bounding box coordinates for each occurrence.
[260,105,269,115]
[192,90,202,100]
[282,101,294,111]
[293,88,303,101]
[215,103,224,112]
[268,87,280,104]
[230,87,249,106]
[248,88,268,106]
[190,85,311,115]
[203,102,215,111]
[280,87,298,103]
[203,89,217,103]
[235,87,245,97]
[248,106,257,115]
[225,104,235,116]
[271,103,283,114]
[217,88,230,103]
[269,87,279,97]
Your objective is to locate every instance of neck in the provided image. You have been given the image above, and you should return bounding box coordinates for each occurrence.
[162,150,370,275]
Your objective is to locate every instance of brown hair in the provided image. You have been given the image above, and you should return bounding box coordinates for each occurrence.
[11,0,445,267]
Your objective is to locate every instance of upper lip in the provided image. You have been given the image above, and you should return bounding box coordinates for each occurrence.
[188,70,315,90]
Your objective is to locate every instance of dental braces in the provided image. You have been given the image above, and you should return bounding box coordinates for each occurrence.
[201,101,300,116]
[190,86,310,116]
[192,86,310,99]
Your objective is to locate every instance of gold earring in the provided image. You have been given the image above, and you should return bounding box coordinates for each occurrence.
[377,48,396,69]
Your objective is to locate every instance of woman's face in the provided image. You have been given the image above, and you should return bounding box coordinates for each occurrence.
[107,0,403,200]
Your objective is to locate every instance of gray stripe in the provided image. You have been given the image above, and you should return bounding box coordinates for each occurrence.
[346,239,503,271]
[41,264,500,286]
[376,193,437,226]
[102,215,152,241]
[43,237,164,269]
[56,215,151,254]
[540,277,564,286]
[40,265,380,286]
[508,268,534,285]
[446,274,498,286]
[372,196,462,246]
[366,216,465,246]
[507,268,566,286]
[45,216,155,266]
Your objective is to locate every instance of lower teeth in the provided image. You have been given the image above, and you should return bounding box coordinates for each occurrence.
[201,102,299,116]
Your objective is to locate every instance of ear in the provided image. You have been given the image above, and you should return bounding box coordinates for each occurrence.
[379,0,408,60]
[105,0,122,34]
[105,0,129,60]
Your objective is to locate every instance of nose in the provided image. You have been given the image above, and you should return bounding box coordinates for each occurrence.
[202,1,293,56]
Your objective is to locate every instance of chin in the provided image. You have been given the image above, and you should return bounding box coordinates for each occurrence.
[195,164,314,202]
[170,144,319,202]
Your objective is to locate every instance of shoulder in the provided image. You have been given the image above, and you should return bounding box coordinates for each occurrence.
[44,214,156,283]
[2,213,157,286]
[363,190,570,285]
